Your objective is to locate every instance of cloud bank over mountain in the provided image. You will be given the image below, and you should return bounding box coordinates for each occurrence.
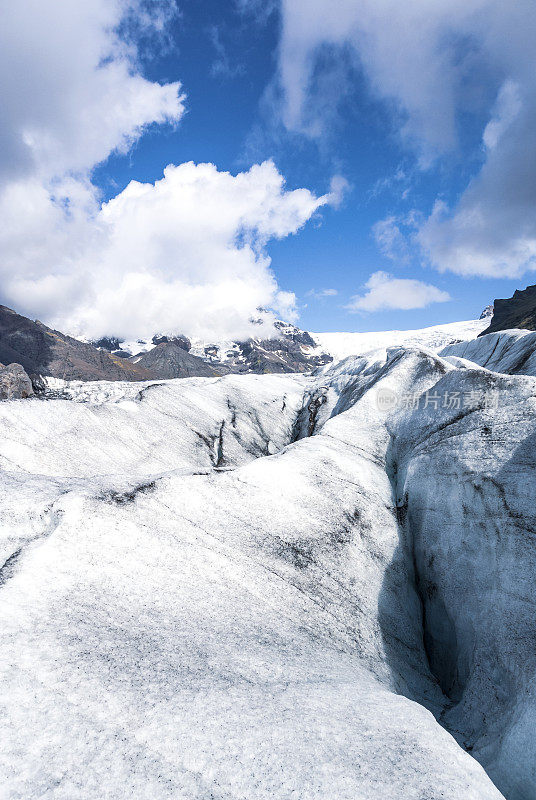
[0,0,333,340]
[1,157,332,341]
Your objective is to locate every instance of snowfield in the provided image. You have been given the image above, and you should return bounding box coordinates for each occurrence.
[312,316,489,362]
[1,325,535,799]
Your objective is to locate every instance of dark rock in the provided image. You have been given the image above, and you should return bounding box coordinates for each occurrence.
[0,305,153,382]
[152,334,191,352]
[273,320,317,348]
[230,332,332,375]
[92,336,124,351]
[479,284,536,335]
[132,341,223,379]
[0,363,34,400]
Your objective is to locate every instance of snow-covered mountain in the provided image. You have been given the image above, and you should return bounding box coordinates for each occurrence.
[1,299,495,384]
[99,315,490,378]
[107,319,334,376]
[2,323,536,798]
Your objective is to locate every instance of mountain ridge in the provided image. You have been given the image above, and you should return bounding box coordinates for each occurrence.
[0,305,157,383]
[480,283,536,335]
[0,302,496,387]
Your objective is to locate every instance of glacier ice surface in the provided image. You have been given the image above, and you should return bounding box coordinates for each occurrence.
[2,328,536,799]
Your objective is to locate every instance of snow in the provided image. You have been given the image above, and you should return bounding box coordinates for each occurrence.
[312,317,489,361]
[189,336,244,363]
[0,373,308,478]
[120,335,246,364]
[120,337,154,356]
[4,323,536,799]
[100,318,488,367]
[440,328,536,376]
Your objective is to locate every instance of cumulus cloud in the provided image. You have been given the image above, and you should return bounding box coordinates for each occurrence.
[346,271,450,312]
[307,288,338,300]
[272,0,536,278]
[1,161,330,340]
[0,0,332,340]
[0,0,185,181]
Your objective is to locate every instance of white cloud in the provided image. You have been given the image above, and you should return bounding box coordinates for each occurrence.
[372,216,411,264]
[346,271,450,312]
[276,0,476,159]
[482,80,522,153]
[307,288,338,299]
[0,0,185,181]
[272,0,536,278]
[327,175,350,208]
[1,161,330,340]
[418,78,536,278]
[209,26,245,79]
[0,0,331,340]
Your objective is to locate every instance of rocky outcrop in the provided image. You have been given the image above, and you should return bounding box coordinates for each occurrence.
[131,340,223,379]
[94,333,193,359]
[91,336,124,352]
[151,333,191,351]
[237,334,331,374]
[480,284,536,335]
[0,363,33,399]
[0,305,153,382]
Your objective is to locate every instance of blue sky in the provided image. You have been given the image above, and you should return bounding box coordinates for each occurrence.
[1,1,535,338]
[94,0,530,332]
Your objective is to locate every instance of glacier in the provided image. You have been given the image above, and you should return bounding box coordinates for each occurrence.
[1,326,536,799]
[311,316,489,362]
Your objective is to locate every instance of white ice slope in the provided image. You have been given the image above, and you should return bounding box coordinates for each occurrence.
[440,328,536,376]
[1,329,535,799]
[312,316,489,362]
